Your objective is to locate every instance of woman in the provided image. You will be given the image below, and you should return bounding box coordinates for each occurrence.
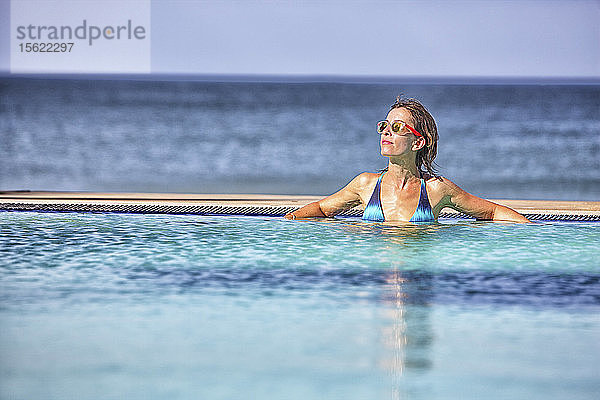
[285,96,530,223]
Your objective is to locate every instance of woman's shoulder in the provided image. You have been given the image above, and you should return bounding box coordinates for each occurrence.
[352,172,381,184]
[424,175,463,195]
[346,172,381,192]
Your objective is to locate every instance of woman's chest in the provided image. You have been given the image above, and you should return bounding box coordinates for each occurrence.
[377,179,446,220]
[378,183,423,221]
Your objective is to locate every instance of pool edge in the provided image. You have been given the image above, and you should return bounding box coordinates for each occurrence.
[1,192,599,221]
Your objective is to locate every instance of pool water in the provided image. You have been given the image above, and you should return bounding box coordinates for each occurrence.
[1,212,599,400]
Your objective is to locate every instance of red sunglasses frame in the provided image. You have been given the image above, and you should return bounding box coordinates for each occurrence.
[377,120,423,138]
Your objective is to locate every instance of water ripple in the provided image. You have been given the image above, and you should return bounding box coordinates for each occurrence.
[1,212,599,311]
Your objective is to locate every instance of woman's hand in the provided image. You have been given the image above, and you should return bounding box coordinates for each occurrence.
[490,204,531,223]
[284,202,326,219]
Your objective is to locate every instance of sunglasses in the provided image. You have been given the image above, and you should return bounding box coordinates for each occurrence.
[376,120,423,138]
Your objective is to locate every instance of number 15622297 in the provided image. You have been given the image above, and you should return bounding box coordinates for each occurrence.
[19,42,74,52]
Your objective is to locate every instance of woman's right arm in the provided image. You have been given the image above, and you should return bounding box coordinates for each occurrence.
[284,173,372,219]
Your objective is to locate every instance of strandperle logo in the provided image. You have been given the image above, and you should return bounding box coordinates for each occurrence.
[15,19,147,46]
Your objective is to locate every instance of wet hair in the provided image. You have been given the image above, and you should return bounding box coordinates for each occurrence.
[387,96,439,177]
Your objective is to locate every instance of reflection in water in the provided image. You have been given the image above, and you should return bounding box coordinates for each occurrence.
[386,267,407,400]
[381,266,435,399]
[335,222,439,399]
[301,219,442,399]
[327,217,456,247]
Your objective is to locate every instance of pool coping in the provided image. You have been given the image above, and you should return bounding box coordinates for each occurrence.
[1,191,599,220]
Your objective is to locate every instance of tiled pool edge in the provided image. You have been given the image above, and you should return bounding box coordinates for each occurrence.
[1,192,599,221]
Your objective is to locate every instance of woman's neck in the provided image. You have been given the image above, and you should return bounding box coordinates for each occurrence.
[386,158,421,188]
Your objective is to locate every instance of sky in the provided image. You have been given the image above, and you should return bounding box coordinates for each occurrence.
[1,0,599,79]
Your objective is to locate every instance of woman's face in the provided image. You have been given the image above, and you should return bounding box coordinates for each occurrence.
[380,107,420,157]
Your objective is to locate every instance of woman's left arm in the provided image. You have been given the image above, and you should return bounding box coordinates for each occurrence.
[438,178,531,223]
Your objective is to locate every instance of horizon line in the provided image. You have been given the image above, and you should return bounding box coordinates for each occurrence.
[1,72,599,85]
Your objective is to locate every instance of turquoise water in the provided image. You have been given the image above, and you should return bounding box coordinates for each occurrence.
[1,212,599,399]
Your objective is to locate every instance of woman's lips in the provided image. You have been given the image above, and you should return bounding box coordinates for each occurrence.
[381,140,393,145]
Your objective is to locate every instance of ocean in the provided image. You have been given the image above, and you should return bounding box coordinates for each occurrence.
[1,78,598,200]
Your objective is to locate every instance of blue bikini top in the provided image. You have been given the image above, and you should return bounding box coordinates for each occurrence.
[362,172,435,223]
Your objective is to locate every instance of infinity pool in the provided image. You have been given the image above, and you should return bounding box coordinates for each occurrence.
[1,212,598,399]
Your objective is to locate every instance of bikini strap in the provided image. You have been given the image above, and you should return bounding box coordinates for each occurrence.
[418,178,432,210]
